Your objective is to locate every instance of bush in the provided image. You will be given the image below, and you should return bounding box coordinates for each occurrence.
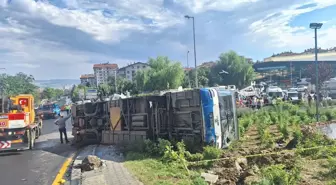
[125,152,147,161]
[203,146,222,160]
[157,139,172,156]
[257,164,301,185]
[326,157,336,178]
[185,152,204,162]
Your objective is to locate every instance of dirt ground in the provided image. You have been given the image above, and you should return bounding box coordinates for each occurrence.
[210,124,333,185]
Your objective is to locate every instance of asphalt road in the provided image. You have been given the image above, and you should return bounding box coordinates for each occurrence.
[0,112,76,185]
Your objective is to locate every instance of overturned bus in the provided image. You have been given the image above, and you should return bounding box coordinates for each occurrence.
[71,88,238,149]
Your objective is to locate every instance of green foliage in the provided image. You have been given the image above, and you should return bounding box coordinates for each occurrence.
[256,164,302,185]
[325,157,336,179]
[0,72,37,96]
[202,146,222,160]
[106,76,138,95]
[135,56,185,91]
[208,51,255,88]
[0,72,41,104]
[183,67,210,88]
[185,152,204,162]
[41,87,64,100]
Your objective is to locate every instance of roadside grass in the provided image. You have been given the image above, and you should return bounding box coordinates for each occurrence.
[123,101,336,185]
[121,139,220,185]
[125,158,203,185]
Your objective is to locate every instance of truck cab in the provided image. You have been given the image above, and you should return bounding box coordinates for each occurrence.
[38,103,61,119]
[0,94,42,151]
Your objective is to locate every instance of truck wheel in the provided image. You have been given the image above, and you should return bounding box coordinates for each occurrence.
[35,126,41,139]
[39,127,42,137]
[28,130,35,150]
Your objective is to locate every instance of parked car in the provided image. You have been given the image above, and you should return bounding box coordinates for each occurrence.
[297,85,308,92]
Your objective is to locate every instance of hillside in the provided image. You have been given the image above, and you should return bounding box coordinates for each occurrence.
[34,79,80,88]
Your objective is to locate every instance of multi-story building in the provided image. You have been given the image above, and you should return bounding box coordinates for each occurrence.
[93,63,118,85]
[80,74,96,86]
[117,62,149,82]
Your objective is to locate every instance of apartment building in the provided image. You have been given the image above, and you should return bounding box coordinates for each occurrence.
[80,74,96,86]
[93,63,119,85]
[117,62,149,82]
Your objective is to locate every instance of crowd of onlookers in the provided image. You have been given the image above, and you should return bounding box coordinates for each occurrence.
[236,91,324,109]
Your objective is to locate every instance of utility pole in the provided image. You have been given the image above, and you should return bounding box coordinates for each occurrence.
[114,70,117,93]
[185,15,198,88]
[290,62,293,87]
[0,68,6,113]
[187,51,191,88]
[309,22,323,122]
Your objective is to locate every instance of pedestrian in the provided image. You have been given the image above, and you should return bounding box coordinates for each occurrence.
[308,94,312,107]
[54,114,72,144]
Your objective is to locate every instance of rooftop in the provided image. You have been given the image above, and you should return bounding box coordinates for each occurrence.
[80,74,95,79]
[118,62,148,70]
[264,50,336,62]
[93,63,118,69]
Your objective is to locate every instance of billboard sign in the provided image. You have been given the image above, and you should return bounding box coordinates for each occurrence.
[86,88,98,99]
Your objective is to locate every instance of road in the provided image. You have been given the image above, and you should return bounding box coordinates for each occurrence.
[0,112,76,185]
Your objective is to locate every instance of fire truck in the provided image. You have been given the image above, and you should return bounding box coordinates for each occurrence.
[0,94,43,151]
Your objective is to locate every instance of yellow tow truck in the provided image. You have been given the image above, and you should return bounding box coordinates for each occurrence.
[0,94,43,151]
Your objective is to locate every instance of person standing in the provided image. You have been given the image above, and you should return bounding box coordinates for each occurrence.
[54,114,72,144]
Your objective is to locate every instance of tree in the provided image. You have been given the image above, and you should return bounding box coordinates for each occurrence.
[306,62,333,89]
[41,87,64,100]
[1,72,37,95]
[106,76,137,95]
[208,51,255,88]
[0,72,40,104]
[183,67,210,88]
[135,56,185,91]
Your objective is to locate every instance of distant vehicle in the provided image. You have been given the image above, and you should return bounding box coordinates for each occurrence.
[297,85,308,92]
[288,87,298,92]
[266,86,284,104]
[297,78,310,85]
[38,103,61,119]
[287,91,300,103]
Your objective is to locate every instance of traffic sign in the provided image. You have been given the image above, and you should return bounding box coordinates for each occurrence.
[0,141,11,149]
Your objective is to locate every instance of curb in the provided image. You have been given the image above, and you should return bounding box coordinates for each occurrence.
[70,145,98,185]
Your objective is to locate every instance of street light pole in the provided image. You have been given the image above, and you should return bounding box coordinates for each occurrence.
[185,15,198,88]
[310,22,323,122]
[0,68,6,113]
[187,51,191,88]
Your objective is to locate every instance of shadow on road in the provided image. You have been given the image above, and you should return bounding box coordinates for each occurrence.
[35,138,79,158]
[0,151,22,157]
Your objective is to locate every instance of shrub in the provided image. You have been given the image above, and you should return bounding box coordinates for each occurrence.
[326,157,336,178]
[203,146,222,160]
[185,152,204,162]
[157,139,172,156]
[257,164,301,185]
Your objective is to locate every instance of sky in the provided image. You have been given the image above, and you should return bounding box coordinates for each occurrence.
[1,0,336,80]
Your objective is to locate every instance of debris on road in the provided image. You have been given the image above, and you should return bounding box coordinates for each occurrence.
[80,155,103,172]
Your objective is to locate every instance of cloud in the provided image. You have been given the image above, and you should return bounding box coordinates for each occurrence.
[174,0,260,13]
[248,0,336,50]
[1,0,336,80]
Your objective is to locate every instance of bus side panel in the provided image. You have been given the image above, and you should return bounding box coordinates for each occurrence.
[200,88,216,145]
